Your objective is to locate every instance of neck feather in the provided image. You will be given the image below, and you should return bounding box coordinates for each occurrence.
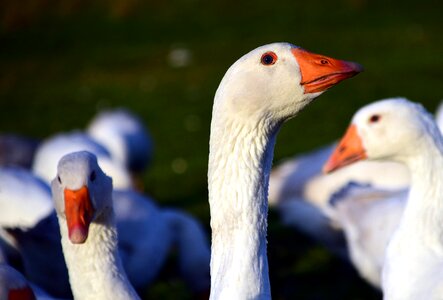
[399,127,443,246]
[208,113,278,300]
[58,209,139,300]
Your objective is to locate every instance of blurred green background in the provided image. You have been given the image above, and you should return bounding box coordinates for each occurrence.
[0,0,441,299]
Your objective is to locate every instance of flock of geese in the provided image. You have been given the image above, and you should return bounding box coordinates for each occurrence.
[0,41,441,300]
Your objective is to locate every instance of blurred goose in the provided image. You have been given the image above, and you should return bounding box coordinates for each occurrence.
[32,132,133,189]
[0,167,71,298]
[87,108,153,174]
[51,151,140,300]
[324,98,443,299]
[208,42,362,299]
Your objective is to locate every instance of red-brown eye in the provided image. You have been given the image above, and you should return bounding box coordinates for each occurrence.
[320,59,330,65]
[260,52,277,66]
[369,114,381,123]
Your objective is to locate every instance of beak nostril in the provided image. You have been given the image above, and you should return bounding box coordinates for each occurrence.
[338,146,346,154]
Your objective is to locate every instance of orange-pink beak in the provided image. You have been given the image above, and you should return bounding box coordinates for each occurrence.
[64,186,95,244]
[291,48,363,94]
[323,124,367,173]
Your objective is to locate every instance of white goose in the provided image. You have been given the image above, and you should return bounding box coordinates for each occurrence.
[324,98,443,299]
[208,42,362,299]
[269,98,443,287]
[51,151,139,300]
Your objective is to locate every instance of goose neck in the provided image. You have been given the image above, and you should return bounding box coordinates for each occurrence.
[399,130,443,244]
[58,208,139,300]
[208,115,278,299]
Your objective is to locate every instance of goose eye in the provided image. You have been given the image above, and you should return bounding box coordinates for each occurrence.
[57,176,62,184]
[320,59,329,65]
[369,114,381,123]
[90,171,96,182]
[260,52,277,66]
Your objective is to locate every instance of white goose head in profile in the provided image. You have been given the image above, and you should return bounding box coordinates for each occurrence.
[208,42,362,299]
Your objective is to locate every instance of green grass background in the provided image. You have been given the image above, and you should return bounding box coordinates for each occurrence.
[0,0,442,299]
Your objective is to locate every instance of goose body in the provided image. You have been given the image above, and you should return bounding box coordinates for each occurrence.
[113,190,210,293]
[208,42,362,299]
[52,151,139,300]
[112,190,173,289]
[327,183,407,287]
[268,143,409,261]
[325,98,443,299]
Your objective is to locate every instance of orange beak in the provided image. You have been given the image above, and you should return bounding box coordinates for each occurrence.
[291,48,363,94]
[323,124,367,173]
[64,186,95,244]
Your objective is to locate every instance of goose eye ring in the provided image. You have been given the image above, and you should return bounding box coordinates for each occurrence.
[260,52,277,66]
[369,114,381,123]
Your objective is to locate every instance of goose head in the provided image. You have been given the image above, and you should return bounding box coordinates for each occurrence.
[213,42,363,123]
[51,151,113,244]
[323,97,439,173]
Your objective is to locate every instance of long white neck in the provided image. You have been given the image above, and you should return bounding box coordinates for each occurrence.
[398,123,443,248]
[58,209,140,300]
[208,110,279,299]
